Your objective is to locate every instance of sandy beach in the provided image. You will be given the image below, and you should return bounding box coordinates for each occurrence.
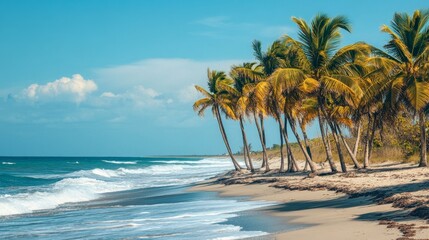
[191,161,429,240]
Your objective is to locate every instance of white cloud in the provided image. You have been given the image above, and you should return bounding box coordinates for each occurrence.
[23,74,97,103]
[99,85,166,108]
[4,59,246,124]
[100,92,116,98]
[195,16,229,27]
[94,58,246,103]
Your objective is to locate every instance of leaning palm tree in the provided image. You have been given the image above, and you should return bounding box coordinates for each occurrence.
[193,69,242,171]
[279,14,371,172]
[252,40,286,168]
[329,103,362,169]
[239,85,271,171]
[228,63,265,172]
[270,68,318,173]
[371,10,429,167]
[229,62,273,171]
[350,54,387,168]
[253,40,304,172]
[255,80,299,172]
[296,97,319,170]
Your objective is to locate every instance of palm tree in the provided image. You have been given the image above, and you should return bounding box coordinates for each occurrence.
[255,80,299,172]
[228,63,265,172]
[329,104,362,169]
[252,40,286,169]
[297,98,319,170]
[351,55,386,168]
[193,69,242,171]
[253,40,304,172]
[374,10,429,167]
[270,68,318,173]
[231,62,273,171]
[193,11,429,174]
[279,14,370,172]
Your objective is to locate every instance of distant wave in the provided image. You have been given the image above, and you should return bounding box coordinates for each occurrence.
[70,165,186,179]
[102,160,138,165]
[67,161,79,164]
[2,162,16,165]
[152,158,230,165]
[0,174,59,188]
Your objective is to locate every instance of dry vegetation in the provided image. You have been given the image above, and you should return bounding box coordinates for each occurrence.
[250,135,407,166]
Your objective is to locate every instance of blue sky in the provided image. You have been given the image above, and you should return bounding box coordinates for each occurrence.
[0,0,427,156]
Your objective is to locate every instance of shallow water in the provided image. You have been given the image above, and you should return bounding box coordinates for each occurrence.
[0,156,291,239]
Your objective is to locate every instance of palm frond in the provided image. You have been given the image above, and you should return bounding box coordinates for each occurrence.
[405,80,429,112]
[270,68,306,93]
[217,81,239,96]
[299,77,320,93]
[194,85,212,98]
[218,98,237,120]
[193,97,213,116]
[328,42,371,71]
[321,75,358,104]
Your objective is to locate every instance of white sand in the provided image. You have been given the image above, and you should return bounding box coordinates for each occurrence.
[191,162,429,240]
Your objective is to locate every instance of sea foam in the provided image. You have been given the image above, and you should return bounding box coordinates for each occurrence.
[0,157,234,217]
[102,160,138,165]
[0,177,132,217]
[2,162,16,165]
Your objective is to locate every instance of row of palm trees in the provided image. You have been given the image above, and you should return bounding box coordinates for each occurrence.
[194,10,429,173]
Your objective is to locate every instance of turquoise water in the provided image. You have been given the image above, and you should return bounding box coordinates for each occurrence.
[0,157,283,239]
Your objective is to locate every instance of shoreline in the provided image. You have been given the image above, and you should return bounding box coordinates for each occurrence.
[191,162,429,240]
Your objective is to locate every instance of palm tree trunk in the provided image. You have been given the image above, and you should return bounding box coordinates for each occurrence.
[319,104,347,172]
[271,108,286,172]
[241,143,250,170]
[259,114,268,167]
[260,114,267,148]
[300,122,313,159]
[254,114,269,171]
[285,112,317,173]
[287,147,299,172]
[299,120,312,172]
[215,106,241,171]
[284,116,292,171]
[336,124,361,169]
[329,122,347,172]
[239,117,253,171]
[243,133,254,172]
[368,114,377,161]
[353,119,362,158]
[280,115,299,172]
[364,114,372,168]
[317,110,338,173]
[419,111,427,167]
[245,144,254,171]
[279,122,285,172]
[242,149,250,170]
[254,114,268,168]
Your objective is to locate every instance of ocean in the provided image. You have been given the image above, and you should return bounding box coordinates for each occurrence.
[0,156,289,239]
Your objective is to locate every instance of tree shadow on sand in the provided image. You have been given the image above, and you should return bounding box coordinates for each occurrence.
[266,179,429,221]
